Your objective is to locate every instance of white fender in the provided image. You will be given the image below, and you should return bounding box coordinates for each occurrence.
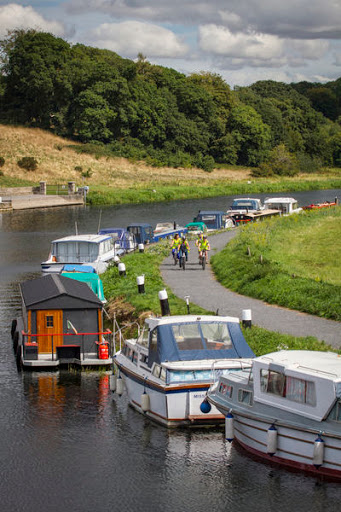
[267,425,277,456]
[141,392,150,412]
[225,412,234,442]
[116,376,124,396]
[109,374,117,392]
[313,436,324,467]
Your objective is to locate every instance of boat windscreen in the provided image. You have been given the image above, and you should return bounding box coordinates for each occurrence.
[171,322,232,351]
[54,241,99,263]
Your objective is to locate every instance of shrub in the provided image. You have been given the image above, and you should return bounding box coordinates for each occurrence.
[296,153,323,173]
[81,168,93,178]
[17,157,38,171]
[74,166,83,172]
[0,157,5,168]
[0,170,4,176]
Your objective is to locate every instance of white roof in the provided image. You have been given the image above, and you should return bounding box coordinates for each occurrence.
[145,314,240,330]
[52,234,111,244]
[256,350,341,381]
[264,197,297,204]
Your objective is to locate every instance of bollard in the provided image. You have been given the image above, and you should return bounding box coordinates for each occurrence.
[138,243,144,253]
[118,262,126,276]
[242,309,252,328]
[185,295,190,314]
[114,255,121,266]
[158,289,170,316]
[137,275,145,294]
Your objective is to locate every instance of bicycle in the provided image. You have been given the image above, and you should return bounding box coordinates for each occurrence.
[199,250,208,270]
[179,252,186,270]
[172,248,179,265]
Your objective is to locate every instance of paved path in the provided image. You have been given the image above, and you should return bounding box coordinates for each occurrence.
[161,230,341,349]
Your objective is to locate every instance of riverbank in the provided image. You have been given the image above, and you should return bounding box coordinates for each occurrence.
[211,207,341,321]
[101,239,339,354]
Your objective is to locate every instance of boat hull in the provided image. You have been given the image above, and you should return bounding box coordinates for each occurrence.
[232,413,341,481]
[115,362,224,427]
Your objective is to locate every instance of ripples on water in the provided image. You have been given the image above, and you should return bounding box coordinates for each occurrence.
[0,192,341,512]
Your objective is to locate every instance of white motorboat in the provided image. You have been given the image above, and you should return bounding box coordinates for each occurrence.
[41,233,120,274]
[207,350,341,481]
[263,197,302,215]
[112,314,254,427]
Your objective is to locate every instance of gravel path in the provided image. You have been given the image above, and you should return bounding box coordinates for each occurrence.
[161,230,341,349]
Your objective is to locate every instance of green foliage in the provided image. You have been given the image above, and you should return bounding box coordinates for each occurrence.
[0,170,3,176]
[211,208,341,321]
[17,156,38,171]
[0,156,5,167]
[254,144,299,177]
[81,168,92,178]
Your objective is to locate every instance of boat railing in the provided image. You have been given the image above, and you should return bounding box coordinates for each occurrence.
[112,318,141,354]
[21,329,112,361]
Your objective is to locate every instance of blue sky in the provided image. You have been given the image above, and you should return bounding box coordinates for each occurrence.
[0,0,340,87]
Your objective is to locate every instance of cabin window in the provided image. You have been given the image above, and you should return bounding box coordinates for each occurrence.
[285,377,315,405]
[46,316,54,328]
[238,389,253,405]
[172,324,203,351]
[160,367,166,382]
[152,364,161,378]
[138,327,149,348]
[329,400,341,422]
[260,370,285,396]
[219,383,233,398]
[149,329,157,354]
[140,354,148,364]
[132,352,138,365]
[201,323,232,350]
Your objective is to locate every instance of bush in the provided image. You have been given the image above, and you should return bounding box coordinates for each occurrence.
[296,153,323,173]
[0,157,5,168]
[74,166,83,172]
[81,168,93,178]
[0,170,4,176]
[17,156,38,171]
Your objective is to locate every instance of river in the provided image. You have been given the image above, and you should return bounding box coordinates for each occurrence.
[0,190,340,512]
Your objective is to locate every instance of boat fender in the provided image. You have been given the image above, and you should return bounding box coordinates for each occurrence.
[225,412,234,442]
[109,374,117,392]
[11,319,17,339]
[116,376,124,396]
[267,424,277,456]
[200,398,212,414]
[141,391,150,413]
[313,435,324,468]
[12,330,19,352]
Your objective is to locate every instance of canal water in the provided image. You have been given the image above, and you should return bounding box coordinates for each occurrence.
[0,190,340,512]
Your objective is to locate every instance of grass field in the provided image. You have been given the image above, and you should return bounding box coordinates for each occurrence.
[211,207,341,320]
[1,124,341,205]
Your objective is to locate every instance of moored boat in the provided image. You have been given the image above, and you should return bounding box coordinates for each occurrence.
[302,199,338,210]
[207,350,341,481]
[112,314,254,427]
[263,197,302,215]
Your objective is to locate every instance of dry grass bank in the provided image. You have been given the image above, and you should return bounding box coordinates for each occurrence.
[0,124,251,187]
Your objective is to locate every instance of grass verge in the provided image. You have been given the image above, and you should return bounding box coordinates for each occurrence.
[101,240,338,354]
[211,207,341,321]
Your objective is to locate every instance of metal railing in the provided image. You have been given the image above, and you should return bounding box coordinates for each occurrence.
[46,184,69,196]
[21,329,112,361]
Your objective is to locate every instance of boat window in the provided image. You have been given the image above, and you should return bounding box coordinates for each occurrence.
[152,364,161,378]
[200,323,232,350]
[140,354,148,364]
[260,370,285,396]
[219,382,233,398]
[149,329,157,354]
[329,400,341,422]
[199,215,217,228]
[99,239,113,255]
[160,367,166,382]
[238,389,253,405]
[285,377,316,405]
[138,327,149,348]
[132,352,138,365]
[172,324,203,351]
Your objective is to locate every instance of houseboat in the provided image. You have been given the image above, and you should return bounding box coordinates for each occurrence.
[41,233,117,274]
[12,274,112,369]
[98,227,135,253]
[226,198,279,224]
[206,350,341,481]
[263,197,302,215]
[112,314,254,427]
[194,211,234,231]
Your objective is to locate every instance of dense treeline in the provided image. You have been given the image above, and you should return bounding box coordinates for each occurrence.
[0,30,341,171]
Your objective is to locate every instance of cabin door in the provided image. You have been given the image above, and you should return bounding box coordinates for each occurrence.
[36,310,63,354]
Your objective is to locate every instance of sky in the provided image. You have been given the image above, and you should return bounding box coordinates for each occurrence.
[0,1,340,87]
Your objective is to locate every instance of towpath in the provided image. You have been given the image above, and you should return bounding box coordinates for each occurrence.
[161,230,341,349]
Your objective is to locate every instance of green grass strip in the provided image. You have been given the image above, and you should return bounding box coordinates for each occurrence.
[211,207,341,321]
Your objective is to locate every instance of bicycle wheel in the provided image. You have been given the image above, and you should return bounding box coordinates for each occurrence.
[202,256,206,270]
[182,256,186,270]
[173,252,178,265]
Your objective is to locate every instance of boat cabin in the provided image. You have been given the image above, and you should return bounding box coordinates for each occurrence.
[98,227,135,252]
[194,211,227,230]
[15,274,111,368]
[229,198,263,212]
[263,197,302,215]
[185,222,207,234]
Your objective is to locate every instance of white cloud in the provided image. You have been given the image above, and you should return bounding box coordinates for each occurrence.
[0,4,65,38]
[89,21,188,58]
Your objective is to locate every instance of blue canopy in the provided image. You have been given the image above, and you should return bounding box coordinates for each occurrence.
[148,320,255,367]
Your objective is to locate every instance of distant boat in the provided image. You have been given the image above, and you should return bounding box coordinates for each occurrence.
[41,233,119,274]
[112,314,254,427]
[263,197,302,215]
[207,350,341,481]
[302,199,338,210]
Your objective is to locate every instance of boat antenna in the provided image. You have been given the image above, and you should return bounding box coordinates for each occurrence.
[97,209,102,234]
[75,221,78,235]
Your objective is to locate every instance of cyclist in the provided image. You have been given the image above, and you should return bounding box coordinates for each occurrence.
[199,235,210,263]
[170,233,182,262]
[195,232,203,250]
[179,236,190,262]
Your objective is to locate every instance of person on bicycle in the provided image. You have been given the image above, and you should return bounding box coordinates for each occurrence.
[170,233,182,260]
[195,233,203,250]
[179,236,190,262]
[199,235,210,262]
